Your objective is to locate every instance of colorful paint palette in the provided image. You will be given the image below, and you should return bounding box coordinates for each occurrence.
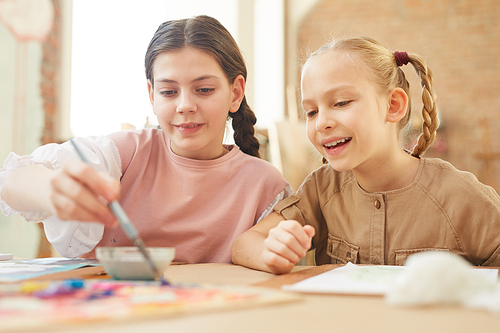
[0,279,300,331]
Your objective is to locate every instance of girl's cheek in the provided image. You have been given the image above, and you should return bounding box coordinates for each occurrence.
[306,123,317,144]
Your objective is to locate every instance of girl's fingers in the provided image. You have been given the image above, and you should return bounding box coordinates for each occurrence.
[275,220,314,254]
[49,160,118,226]
[51,187,116,226]
[51,172,109,220]
[263,235,302,264]
[51,190,115,226]
[261,221,316,274]
[303,225,316,239]
[265,221,314,261]
[268,229,306,261]
[62,160,120,202]
[262,249,295,274]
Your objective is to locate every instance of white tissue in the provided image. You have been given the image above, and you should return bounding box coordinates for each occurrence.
[385,251,500,313]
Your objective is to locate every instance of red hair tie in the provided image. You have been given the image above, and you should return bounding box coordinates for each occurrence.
[394,51,409,67]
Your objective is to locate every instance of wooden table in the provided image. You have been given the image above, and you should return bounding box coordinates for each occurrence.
[6,263,500,333]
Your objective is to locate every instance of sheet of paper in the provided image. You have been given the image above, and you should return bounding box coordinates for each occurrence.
[10,257,99,266]
[0,257,100,282]
[0,254,13,261]
[282,262,499,295]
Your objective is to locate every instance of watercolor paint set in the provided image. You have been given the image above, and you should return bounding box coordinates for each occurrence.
[0,278,299,332]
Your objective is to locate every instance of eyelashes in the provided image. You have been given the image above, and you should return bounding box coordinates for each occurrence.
[335,100,351,107]
[197,88,214,94]
[304,100,353,118]
[159,88,215,97]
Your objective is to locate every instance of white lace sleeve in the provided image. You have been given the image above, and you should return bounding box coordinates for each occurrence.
[255,184,294,224]
[0,136,122,257]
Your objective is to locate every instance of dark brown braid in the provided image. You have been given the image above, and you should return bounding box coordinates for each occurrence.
[229,97,260,157]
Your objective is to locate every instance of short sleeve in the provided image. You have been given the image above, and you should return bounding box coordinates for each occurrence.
[274,167,332,254]
[256,184,293,224]
[451,175,500,267]
[274,171,324,226]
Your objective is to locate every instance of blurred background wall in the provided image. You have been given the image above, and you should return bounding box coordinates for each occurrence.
[0,0,71,258]
[0,0,499,258]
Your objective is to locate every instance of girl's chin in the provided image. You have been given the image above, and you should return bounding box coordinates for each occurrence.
[324,159,353,172]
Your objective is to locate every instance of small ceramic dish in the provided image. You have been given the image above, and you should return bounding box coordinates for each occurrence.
[96,247,175,280]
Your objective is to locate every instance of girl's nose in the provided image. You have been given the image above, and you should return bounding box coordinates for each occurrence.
[176,92,197,114]
[315,109,334,132]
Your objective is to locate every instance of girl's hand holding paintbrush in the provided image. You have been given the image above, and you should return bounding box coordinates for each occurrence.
[47,159,120,227]
[1,158,119,228]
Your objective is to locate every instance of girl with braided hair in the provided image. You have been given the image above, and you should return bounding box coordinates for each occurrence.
[232,36,500,274]
[0,15,291,264]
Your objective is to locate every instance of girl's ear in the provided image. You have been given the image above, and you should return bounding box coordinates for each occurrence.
[229,75,245,113]
[386,88,408,123]
[147,79,155,111]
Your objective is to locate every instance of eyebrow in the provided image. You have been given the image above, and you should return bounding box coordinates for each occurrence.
[154,75,220,84]
[301,85,357,106]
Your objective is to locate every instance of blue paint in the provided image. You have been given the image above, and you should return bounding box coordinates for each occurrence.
[34,279,84,298]
[65,279,84,289]
[160,277,170,286]
[87,289,114,300]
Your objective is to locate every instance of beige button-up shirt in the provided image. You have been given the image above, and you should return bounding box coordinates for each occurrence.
[275,157,500,266]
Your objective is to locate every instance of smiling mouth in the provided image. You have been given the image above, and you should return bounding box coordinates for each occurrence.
[323,138,352,149]
[177,123,202,129]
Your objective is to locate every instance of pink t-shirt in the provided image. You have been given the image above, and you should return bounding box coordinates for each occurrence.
[98,129,289,263]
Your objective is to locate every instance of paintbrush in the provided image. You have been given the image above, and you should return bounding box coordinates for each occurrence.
[70,139,169,285]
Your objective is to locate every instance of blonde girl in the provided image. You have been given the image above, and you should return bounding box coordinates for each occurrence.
[232,36,500,274]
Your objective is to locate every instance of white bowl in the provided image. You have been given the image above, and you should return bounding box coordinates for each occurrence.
[96,247,175,280]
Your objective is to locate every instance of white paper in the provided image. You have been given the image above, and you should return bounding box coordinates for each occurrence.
[282,262,498,296]
[0,253,13,261]
[0,264,52,273]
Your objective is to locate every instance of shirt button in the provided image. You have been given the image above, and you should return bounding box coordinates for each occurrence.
[374,200,381,209]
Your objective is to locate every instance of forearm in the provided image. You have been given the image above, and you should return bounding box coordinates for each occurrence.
[1,165,54,213]
[231,212,295,274]
[231,229,271,273]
